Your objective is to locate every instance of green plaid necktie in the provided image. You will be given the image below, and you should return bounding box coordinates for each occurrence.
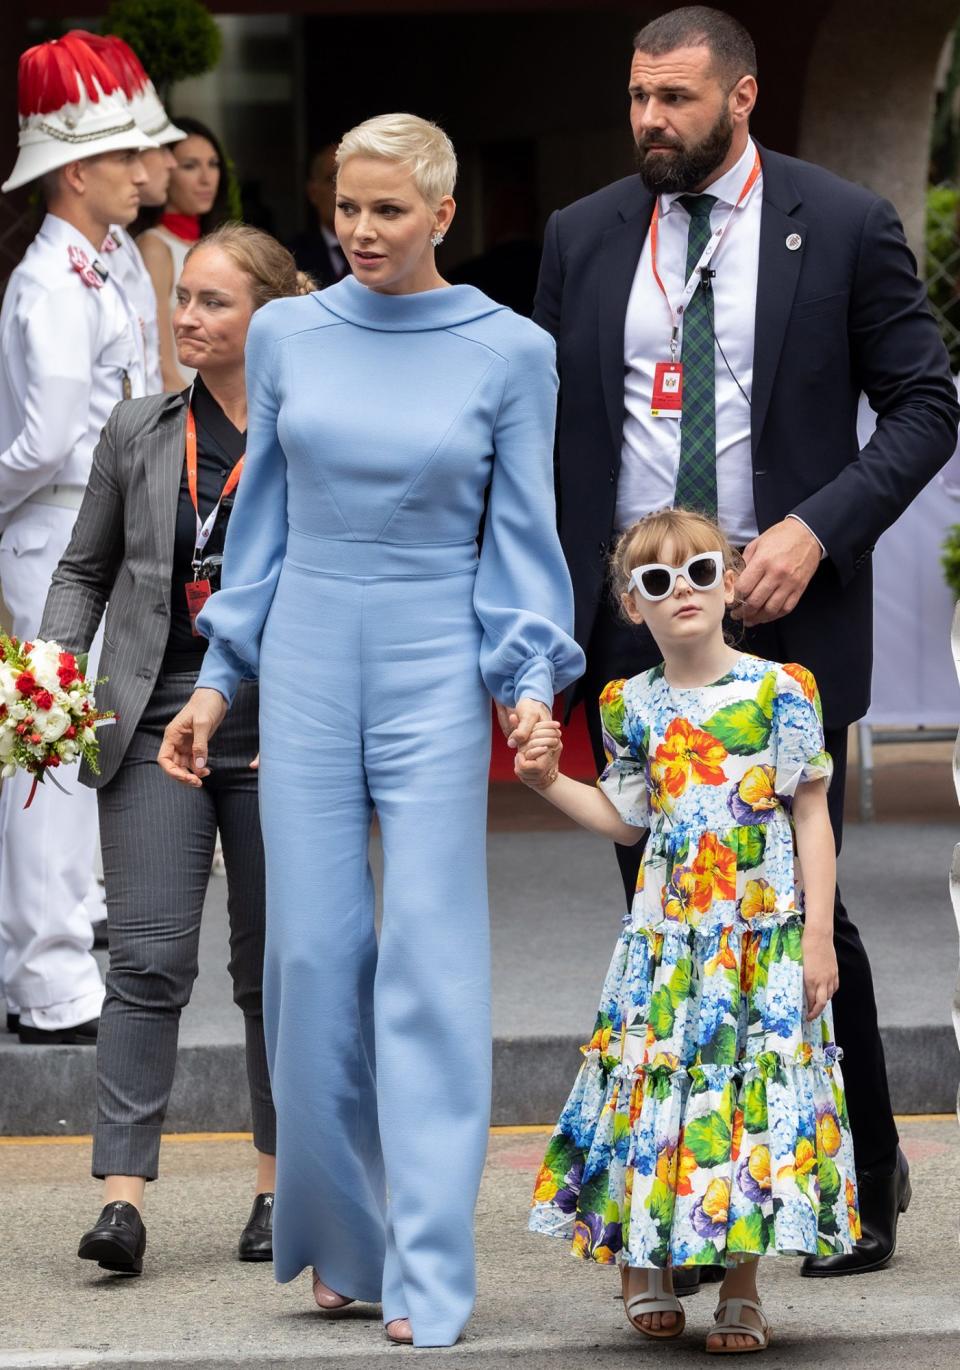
[675,193,718,517]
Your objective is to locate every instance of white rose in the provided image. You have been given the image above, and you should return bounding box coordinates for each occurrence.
[26,640,63,694]
[81,726,96,745]
[1,762,15,780]
[38,706,70,743]
[0,662,19,707]
[0,726,16,759]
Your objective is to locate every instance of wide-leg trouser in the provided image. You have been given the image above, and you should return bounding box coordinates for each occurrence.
[257,551,492,1349]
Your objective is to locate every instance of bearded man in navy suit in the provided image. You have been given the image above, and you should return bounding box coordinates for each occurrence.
[535,4,959,1293]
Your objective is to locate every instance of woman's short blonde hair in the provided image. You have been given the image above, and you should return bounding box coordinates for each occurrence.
[335,113,457,208]
[610,508,744,610]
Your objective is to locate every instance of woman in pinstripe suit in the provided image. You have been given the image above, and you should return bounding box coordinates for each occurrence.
[38,226,315,1277]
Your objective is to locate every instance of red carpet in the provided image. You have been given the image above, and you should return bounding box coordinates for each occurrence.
[489,700,597,782]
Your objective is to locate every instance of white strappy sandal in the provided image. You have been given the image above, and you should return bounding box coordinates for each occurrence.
[706,1297,770,1354]
[620,1267,686,1340]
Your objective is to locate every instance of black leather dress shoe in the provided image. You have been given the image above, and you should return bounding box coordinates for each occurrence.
[238,1192,274,1261]
[18,1016,99,1045]
[801,1147,911,1277]
[78,1201,146,1275]
[6,1012,19,1034]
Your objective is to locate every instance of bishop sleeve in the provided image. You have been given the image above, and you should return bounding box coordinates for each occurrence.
[195,309,287,704]
[474,325,585,706]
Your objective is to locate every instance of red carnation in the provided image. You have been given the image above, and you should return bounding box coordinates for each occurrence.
[15,672,36,696]
[32,689,54,712]
[23,643,33,654]
[29,733,41,745]
[15,723,26,735]
[45,754,60,768]
[65,725,76,739]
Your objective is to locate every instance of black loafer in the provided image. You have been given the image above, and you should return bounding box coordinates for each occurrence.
[801,1147,911,1277]
[78,1201,146,1275]
[18,1016,99,1045]
[238,1192,274,1261]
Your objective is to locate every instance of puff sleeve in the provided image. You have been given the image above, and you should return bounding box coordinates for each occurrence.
[195,306,288,704]
[773,664,833,799]
[596,678,650,828]
[473,324,585,707]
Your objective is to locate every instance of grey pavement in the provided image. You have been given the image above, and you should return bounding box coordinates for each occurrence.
[1,820,958,1134]
[0,1119,958,1368]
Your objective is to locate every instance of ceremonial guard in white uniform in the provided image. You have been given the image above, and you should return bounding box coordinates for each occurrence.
[74,31,185,397]
[0,33,156,1043]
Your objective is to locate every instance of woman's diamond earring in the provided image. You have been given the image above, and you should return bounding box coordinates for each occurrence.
[430,232,445,247]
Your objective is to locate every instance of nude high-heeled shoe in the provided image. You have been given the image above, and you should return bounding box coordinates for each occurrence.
[312,1269,355,1311]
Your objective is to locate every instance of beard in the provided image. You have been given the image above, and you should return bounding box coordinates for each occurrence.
[634,107,735,194]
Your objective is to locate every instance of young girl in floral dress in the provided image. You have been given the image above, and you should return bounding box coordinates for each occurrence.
[517,509,860,1354]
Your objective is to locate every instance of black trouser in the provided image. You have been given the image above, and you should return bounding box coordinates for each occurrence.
[93,672,275,1180]
[580,593,899,1173]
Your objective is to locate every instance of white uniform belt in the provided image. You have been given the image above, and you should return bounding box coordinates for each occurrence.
[24,484,85,511]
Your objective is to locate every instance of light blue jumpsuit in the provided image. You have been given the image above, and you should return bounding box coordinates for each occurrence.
[196,276,584,1346]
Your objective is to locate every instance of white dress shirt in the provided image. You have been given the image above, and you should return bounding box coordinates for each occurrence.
[618,137,761,545]
[0,214,147,521]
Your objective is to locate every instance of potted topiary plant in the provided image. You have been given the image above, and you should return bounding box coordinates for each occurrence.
[101,0,222,103]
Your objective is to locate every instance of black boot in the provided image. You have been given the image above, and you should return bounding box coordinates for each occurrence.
[801,1148,911,1276]
[238,1192,274,1262]
[78,1201,146,1275]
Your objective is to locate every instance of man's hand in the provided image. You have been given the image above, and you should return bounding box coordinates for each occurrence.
[494,696,552,749]
[734,518,822,626]
[157,687,229,787]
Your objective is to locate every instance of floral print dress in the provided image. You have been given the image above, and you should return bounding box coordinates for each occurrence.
[529,654,860,1269]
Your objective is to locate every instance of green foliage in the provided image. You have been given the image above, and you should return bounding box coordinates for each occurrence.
[730,824,766,871]
[926,184,960,371]
[101,0,221,95]
[701,700,772,755]
[683,1110,731,1167]
[743,1078,768,1134]
[941,523,960,600]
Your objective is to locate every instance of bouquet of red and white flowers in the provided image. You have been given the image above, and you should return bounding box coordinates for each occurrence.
[0,631,114,804]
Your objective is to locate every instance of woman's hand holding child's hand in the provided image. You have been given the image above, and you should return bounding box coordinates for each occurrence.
[801,925,839,1021]
[515,720,562,790]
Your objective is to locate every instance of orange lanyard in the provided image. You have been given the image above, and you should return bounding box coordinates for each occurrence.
[649,147,762,359]
[185,405,244,571]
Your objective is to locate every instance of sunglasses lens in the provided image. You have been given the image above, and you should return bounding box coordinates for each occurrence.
[688,555,720,588]
[640,567,671,598]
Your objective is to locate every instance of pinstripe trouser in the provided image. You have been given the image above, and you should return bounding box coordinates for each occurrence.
[92,671,275,1179]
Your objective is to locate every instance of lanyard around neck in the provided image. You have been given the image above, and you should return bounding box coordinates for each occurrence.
[185,402,244,569]
[649,147,762,359]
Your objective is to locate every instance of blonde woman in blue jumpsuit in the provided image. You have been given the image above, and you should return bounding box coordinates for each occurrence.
[159,115,584,1347]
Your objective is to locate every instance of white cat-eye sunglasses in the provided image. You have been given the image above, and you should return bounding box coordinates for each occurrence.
[628,551,725,602]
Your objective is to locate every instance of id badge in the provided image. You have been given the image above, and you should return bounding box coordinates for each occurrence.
[185,579,212,636]
[651,361,683,418]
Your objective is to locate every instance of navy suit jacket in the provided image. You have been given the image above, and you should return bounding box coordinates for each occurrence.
[534,146,960,726]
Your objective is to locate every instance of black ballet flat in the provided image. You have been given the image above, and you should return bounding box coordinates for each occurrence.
[238,1192,274,1262]
[78,1201,146,1275]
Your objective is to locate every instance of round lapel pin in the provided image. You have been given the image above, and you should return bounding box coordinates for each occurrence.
[786,233,802,251]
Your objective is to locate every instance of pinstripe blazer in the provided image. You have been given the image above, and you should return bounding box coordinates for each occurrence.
[39,389,194,788]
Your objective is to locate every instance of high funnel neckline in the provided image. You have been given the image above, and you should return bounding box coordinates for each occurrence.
[316,273,506,332]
